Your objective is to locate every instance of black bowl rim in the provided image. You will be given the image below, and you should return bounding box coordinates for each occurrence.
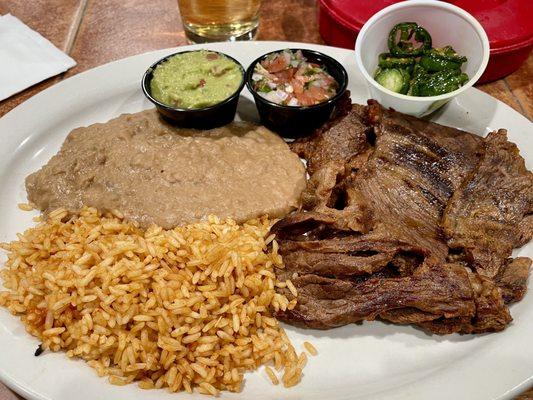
[141,49,246,113]
[245,48,349,111]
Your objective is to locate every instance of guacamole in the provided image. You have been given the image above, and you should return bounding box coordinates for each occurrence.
[150,50,243,109]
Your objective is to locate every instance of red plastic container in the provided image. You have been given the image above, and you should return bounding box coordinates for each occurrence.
[318,0,533,83]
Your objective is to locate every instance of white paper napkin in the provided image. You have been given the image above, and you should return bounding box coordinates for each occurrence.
[0,13,76,101]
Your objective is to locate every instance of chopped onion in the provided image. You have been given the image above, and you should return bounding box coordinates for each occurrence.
[282,50,291,66]
[287,97,299,106]
[255,63,270,75]
[251,73,263,81]
[276,90,289,101]
[259,91,282,104]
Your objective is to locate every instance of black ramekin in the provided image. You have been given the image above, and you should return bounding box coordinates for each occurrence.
[245,49,348,138]
[142,50,245,130]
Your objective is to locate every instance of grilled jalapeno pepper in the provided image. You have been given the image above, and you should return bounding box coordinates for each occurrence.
[375,23,469,96]
[408,65,428,96]
[374,67,411,94]
[387,22,432,56]
[410,69,469,97]
[419,46,468,72]
[433,46,467,63]
[378,53,416,69]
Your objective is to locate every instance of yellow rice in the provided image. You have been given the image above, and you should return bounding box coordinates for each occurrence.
[304,341,318,356]
[265,366,279,385]
[0,206,305,394]
[17,203,34,211]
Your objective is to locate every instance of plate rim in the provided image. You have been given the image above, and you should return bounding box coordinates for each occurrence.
[0,40,532,400]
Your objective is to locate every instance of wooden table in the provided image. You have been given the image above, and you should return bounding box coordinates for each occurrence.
[0,0,531,399]
[0,0,532,118]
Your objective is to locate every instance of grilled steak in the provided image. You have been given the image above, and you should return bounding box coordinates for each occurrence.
[273,100,532,334]
[442,129,533,278]
[495,257,531,303]
[290,102,371,177]
[418,270,512,334]
[352,102,483,261]
[275,261,476,330]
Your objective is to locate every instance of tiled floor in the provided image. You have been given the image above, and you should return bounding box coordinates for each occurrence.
[0,0,531,398]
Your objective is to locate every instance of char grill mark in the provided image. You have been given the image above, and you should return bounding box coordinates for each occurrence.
[442,129,533,278]
[343,101,482,261]
[391,142,455,203]
[273,100,532,334]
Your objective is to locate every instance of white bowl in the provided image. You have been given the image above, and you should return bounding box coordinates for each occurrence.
[354,0,490,117]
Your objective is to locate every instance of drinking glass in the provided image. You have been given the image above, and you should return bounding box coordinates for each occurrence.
[177,0,261,43]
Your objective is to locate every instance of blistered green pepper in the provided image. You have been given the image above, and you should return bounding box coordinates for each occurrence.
[387,22,432,57]
[408,65,427,96]
[378,53,416,69]
[410,69,469,97]
[419,46,468,72]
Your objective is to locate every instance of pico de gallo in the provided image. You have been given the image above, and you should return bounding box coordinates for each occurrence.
[251,49,339,107]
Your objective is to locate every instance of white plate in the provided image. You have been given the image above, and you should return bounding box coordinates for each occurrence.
[0,41,532,400]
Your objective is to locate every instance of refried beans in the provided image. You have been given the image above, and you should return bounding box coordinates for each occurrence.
[26,109,306,228]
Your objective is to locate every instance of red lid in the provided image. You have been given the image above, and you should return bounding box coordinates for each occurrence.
[319,0,533,52]
[449,0,533,52]
[319,0,398,31]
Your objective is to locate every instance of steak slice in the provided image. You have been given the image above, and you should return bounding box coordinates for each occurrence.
[273,101,531,335]
[495,257,531,303]
[278,234,427,279]
[418,270,512,334]
[356,101,483,261]
[290,102,371,177]
[298,160,374,232]
[442,129,533,278]
[275,262,476,329]
[273,212,513,334]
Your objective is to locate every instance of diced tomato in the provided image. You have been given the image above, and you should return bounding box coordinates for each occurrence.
[319,73,336,85]
[291,78,304,94]
[261,55,290,73]
[274,67,297,82]
[295,92,316,106]
[298,75,313,84]
[307,85,330,102]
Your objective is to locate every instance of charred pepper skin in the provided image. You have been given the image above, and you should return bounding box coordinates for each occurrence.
[410,68,469,97]
[387,22,432,57]
[419,46,468,72]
